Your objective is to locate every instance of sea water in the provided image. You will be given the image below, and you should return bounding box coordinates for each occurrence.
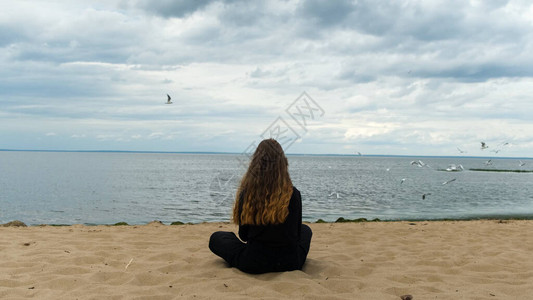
[0,151,532,225]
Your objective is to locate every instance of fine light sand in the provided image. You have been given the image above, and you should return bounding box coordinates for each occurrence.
[1,220,532,299]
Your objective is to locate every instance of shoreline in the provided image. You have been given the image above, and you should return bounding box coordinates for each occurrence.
[1,220,532,299]
[4,214,533,227]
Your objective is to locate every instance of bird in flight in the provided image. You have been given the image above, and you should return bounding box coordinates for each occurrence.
[491,142,509,154]
[410,160,422,167]
[422,193,431,200]
[442,178,456,185]
[410,160,430,168]
[457,147,467,153]
[328,192,341,199]
[519,160,526,167]
[480,142,489,150]
[166,94,173,104]
[446,164,464,172]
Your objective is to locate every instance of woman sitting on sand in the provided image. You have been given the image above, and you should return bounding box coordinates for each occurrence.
[209,138,312,274]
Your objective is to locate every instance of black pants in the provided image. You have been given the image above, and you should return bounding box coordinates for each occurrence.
[209,224,312,274]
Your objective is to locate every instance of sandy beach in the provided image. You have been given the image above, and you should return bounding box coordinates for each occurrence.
[1,220,532,299]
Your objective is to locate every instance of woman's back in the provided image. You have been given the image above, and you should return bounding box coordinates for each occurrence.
[208,139,312,274]
[238,186,301,247]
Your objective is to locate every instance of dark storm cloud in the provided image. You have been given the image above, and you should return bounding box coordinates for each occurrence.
[297,0,503,41]
[131,0,251,18]
[0,24,28,47]
[297,0,355,27]
[132,0,213,18]
[416,63,533,82]
[2,8,151,65]
[312,0,533,83]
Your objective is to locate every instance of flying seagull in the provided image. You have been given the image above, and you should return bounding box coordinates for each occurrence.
[446,164,464,172]
[484,159,493,166]
[519,160,526,167]
[422,193,431,200]
[328,192,341,199]
[491,142,509,154]
[457,147,467,154]
[410,160,430,168]
[166,94,172,104]
[480,142,489,150]
[400,178,407,184]
[442,178,456,185]
[410,160,423,167]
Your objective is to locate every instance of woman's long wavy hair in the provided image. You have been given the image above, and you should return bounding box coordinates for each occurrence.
[233,139,293,225]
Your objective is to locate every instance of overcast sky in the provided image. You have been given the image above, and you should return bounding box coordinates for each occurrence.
[1,0,532,157]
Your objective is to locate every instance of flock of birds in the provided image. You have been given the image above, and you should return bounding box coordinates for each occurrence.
[328,141,527,201]
[398,159,458,200]
[477,141,527,167]
[399,141,526,200]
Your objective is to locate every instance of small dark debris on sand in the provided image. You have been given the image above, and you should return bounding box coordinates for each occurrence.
[400,295,413,300]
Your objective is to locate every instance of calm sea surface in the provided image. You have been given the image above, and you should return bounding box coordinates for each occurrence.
[1,151,532,225]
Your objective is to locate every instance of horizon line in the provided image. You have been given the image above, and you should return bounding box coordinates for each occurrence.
[1,148,531,159]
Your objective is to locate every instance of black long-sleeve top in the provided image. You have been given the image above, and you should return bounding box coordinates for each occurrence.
[238,186,302,247]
